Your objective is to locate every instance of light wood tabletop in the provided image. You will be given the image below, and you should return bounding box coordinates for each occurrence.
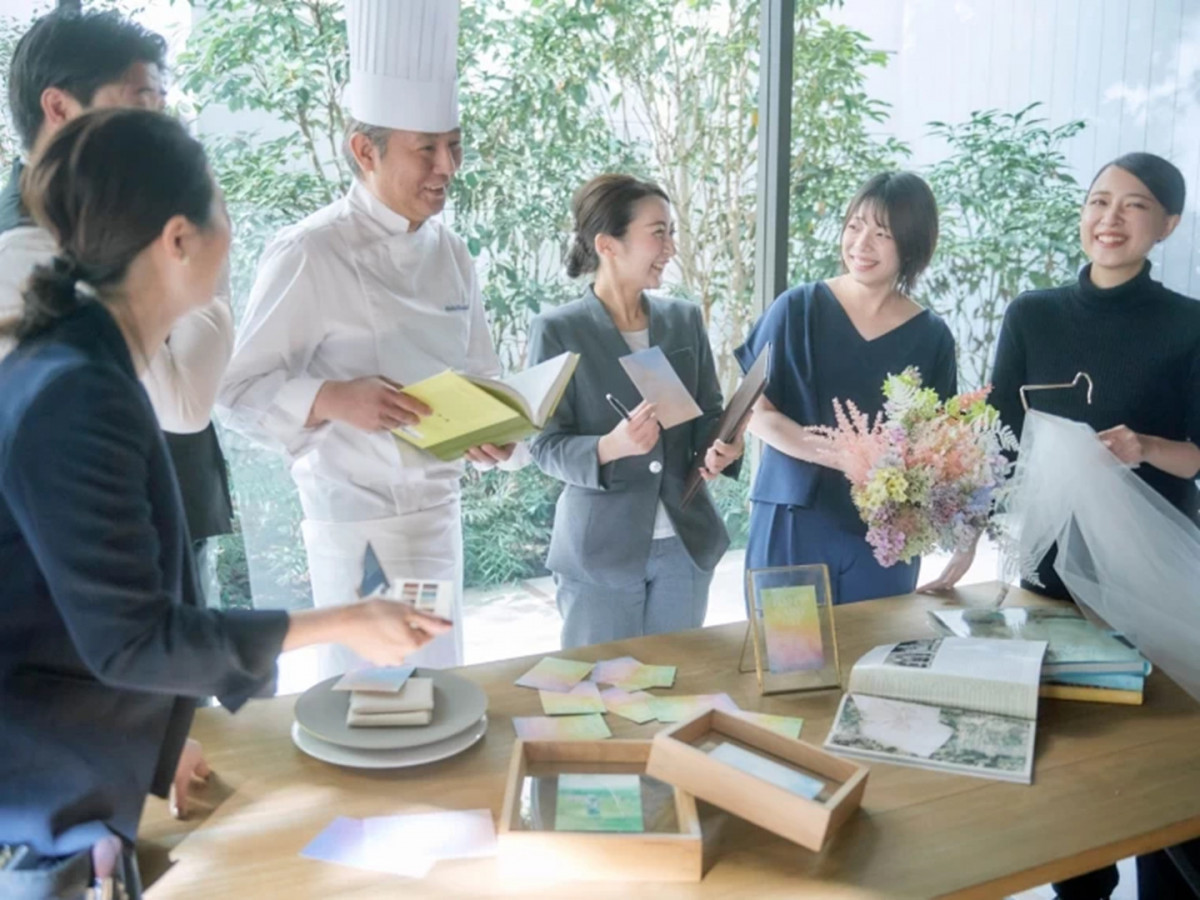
[137,582,1200,899]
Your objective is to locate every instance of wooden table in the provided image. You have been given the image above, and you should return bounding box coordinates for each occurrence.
[137,583,1200,899]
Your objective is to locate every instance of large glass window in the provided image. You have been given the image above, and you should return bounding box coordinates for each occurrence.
[175,0,770,675]
[797,0,1200,585]
[3,0,1195,679]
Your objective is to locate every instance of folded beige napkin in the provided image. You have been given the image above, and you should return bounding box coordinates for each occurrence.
[346,709,432,727]
[346,677,434,728]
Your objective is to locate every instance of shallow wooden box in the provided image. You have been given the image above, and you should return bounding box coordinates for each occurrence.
[497,739,703,882]
[645,708,868,852]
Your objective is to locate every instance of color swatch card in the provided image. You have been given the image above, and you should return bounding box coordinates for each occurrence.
[589,656,643,686]
[539,682,605,716]
[708,742,824,800]
[333,665,416,693]
[554,774,645,833]
[515,657,595,692]
[512,714,612,741]
[613,663,677,691]
[651,693,739,723]
[732,711,804,739]
[385,577,455,620]
[761,585,825,674]
[599,687,657,724]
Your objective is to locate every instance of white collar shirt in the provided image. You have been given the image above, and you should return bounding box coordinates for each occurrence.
[218,180,513,522]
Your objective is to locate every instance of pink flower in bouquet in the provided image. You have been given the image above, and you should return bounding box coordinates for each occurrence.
[812,368,1017,567]
[822,396,892,485]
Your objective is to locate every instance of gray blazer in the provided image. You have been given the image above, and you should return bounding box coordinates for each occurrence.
[527,287,738,587]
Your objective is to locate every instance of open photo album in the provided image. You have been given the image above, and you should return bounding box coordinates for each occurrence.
[824,637,1047,784]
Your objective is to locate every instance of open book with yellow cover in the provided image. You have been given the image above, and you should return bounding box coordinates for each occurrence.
[391,351,580,461]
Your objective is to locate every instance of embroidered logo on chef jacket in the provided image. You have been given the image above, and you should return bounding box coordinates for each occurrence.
[443,303,470,312]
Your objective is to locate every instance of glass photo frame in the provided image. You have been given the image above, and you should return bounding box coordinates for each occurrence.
[746,564,841,694]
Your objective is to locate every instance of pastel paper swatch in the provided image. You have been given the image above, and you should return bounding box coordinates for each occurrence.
[515,658,595,693]
[599,687,657,724]
[650,693,739,723]
[539,682,605,716]
[588,656,643,685]
[613,664,677,691]
[513,713,613,741]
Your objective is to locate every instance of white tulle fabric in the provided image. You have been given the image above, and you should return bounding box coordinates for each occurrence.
[1003,410,1200,703]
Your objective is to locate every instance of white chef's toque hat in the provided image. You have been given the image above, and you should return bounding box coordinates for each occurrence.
[345,0,460,133]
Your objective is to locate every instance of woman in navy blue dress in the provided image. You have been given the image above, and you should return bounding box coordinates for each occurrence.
[736,172,962,605]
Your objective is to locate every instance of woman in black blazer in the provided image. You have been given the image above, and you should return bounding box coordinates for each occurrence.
[0,109,449,898]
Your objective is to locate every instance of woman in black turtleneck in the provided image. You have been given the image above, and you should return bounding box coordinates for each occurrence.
[992,153,1199,590]
[991,153,1199,900]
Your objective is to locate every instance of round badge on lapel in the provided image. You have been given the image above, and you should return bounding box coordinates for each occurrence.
[649,460,663,474]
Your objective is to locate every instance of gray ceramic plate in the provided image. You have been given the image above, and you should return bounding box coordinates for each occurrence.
[294,668,488,750]
[290,715,488,769]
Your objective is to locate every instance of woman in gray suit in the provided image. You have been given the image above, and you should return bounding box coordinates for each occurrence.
[527,174,743,649]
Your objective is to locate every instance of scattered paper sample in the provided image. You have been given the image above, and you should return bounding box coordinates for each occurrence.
[650,693,739,723]
[599,687,657,724]
[539,682,605,716]
[515,658,595,692]
[588,657,642,685]
[513,714,613,741]
[613,664,677,691]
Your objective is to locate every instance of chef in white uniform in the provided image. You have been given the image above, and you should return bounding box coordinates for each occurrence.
[218,0,525,677]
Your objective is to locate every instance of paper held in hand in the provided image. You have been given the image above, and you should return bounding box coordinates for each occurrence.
[392,351,580,461]
[618,346,702,429]
[681,342,770,507]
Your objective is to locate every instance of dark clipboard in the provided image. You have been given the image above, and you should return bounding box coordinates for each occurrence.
[680,343,771,508]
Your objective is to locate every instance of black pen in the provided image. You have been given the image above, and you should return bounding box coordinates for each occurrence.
[605,393,633,421]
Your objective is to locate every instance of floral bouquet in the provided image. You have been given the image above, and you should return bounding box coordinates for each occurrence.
[812,367,1017,567]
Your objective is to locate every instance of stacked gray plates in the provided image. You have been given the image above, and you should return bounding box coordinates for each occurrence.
[291,668,489,769]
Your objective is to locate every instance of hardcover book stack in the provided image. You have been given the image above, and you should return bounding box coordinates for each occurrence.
[930,606,1149,705]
